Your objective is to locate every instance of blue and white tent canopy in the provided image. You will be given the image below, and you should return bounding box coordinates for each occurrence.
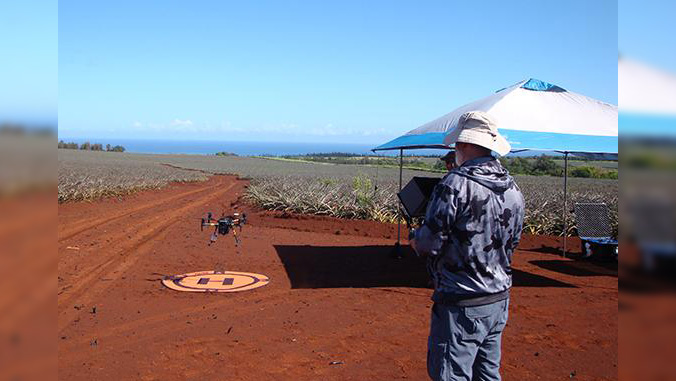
[374,79,618,157]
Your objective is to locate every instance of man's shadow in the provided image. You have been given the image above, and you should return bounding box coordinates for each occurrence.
[274,245,575,289]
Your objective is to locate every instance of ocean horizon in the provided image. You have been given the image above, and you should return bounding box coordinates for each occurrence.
[57,138,569,158]
[57,138,394,156]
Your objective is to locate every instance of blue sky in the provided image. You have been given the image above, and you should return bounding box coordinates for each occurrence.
[619,0,676,71]
[57,0,618,143]
[618,0,676,137]
[0,0,57,127]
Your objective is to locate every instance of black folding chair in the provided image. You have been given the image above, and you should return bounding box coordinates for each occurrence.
[574,202,618,260]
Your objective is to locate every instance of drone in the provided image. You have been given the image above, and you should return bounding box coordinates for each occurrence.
[200,211,247,246]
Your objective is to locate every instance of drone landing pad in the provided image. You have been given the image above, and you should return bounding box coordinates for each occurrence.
[162,270,270,293]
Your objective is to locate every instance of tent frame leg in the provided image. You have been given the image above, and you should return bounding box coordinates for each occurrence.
[562,152,569,257]
[392,149,404,259]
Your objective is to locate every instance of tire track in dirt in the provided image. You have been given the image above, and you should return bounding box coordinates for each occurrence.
[58,176,243,302]
[58,178,242,332]
[59,180,226,242]
[58,178,240,304]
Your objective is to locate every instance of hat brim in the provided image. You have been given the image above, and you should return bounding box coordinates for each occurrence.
[443,128,511,156]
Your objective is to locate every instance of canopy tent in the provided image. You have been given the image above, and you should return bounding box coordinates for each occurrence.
[374,78,618,158]
[373,78,618,256]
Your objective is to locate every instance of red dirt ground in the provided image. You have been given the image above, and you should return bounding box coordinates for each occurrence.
[58,176,617,380]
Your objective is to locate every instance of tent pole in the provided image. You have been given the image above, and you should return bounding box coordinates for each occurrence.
[562,152,569,257]
[392,149,403,258]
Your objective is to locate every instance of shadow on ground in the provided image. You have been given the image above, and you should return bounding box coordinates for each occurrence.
[529,245,569,256]
[530,259,618,277]
[275,245,576,289]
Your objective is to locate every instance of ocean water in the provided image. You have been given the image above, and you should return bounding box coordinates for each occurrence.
[56,138,550,157]
[57,138,392,156]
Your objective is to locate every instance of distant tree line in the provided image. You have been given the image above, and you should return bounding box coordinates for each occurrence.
[301,152,363,158]
[215,151,238,157]
[295,152,442,158]
[277,153,617,179]
[58,140,126,152]
[502,156,564,176]
[501,156,617,179]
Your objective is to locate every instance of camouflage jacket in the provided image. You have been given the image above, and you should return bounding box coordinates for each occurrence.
[414,156,525,296]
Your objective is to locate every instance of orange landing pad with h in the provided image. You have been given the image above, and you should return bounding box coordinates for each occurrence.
[162,271,270,293]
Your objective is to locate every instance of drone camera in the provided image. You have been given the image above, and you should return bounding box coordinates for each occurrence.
[218,218,232,235]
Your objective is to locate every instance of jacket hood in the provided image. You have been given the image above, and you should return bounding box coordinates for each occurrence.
[453,156,514,193]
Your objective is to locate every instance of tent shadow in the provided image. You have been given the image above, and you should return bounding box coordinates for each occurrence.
[275,244,428,289]
[530,259,618,278]
[274,245,576,289]
[528,245,577,256]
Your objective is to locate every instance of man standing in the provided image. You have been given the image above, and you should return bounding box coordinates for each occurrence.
[411,111,525,381]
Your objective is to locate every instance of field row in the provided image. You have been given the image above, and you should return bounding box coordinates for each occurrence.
[58,151,208,202]
[58,150,618,235]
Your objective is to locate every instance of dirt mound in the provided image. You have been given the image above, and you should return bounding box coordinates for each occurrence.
[58,176,617,380]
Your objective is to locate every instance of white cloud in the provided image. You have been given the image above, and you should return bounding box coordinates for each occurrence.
[306,124,388,138]
[170,119,193,127]
[361,127,387,136]
[124,119,389,142]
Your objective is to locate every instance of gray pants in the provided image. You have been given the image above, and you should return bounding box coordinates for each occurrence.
[427,298,509,381]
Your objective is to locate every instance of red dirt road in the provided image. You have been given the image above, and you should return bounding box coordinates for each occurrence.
[58,176,617,380]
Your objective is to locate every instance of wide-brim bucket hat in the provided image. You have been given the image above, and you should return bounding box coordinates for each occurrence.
[443,111,511,156]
